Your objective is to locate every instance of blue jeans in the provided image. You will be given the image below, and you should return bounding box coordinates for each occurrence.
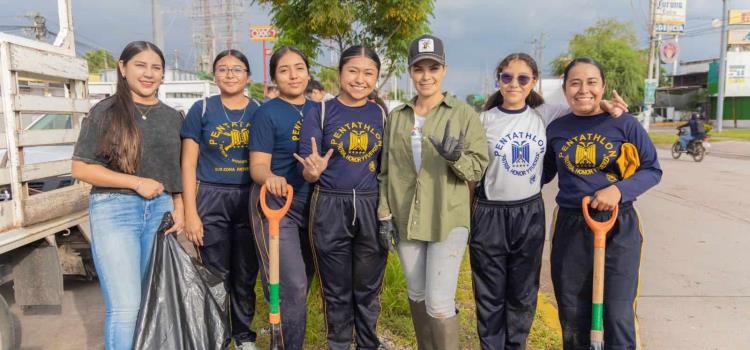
[89,192,173,350]
[679,134,694,150]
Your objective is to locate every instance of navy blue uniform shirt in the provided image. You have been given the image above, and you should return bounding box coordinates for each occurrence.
[248,97,314,197]
[543,112,662,209]
[181,95,260,185]
[298,98,386,191]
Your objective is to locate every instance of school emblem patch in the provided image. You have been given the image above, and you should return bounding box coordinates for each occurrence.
[207,121,251,172]
[368,161,376,172]
[330,121,382,164]
[558,133,616,176]
[493,131,544,179]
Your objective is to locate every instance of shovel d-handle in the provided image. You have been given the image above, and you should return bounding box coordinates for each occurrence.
[581,196,619,349]
[260,184,293,330]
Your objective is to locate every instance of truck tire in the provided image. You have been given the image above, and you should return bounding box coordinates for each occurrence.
[0,294,15,350]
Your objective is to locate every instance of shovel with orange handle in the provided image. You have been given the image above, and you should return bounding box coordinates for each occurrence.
[259,184,294,350]
[581,196,619,350]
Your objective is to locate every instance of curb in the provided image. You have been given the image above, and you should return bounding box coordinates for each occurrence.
[536,293,562,333]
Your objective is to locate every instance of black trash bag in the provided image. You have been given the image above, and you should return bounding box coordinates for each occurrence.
[133,212,231,350]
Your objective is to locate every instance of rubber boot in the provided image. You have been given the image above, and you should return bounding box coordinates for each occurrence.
[429,314,459,350]
[408,299,434,350]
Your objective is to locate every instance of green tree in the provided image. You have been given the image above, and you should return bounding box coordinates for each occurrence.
[551,19,647,106]
[387,88,408,102]
[248,82,266,100]
[254,0,434,87]
[83,49,117,73]
[315,67,339,94]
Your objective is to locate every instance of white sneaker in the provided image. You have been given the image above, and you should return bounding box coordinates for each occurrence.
[236,341,259,350]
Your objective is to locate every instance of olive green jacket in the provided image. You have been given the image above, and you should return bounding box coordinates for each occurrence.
[377,94,489,242]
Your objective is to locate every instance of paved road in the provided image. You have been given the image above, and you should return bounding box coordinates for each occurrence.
[4,145,750,349]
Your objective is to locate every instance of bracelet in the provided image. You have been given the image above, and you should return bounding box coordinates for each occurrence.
[134,180,143,192]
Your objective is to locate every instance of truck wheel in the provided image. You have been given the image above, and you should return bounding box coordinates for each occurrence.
[0,294,15,350]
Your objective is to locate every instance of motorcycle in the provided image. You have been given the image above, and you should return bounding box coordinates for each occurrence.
[671,127,709,162]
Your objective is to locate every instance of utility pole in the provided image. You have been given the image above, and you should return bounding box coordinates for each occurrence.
[672,35,680,77]
[530,33,546,94]
[717,0,729,132]
[645,0,658,132]
[152,0,164,50]
[173,49,179,69]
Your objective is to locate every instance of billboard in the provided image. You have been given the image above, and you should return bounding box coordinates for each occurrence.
[725,51,750,97]
[728,10,750,25]
[728,30,750,45]
[655,0,687,34]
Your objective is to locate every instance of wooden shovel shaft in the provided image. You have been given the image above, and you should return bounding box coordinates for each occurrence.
[581,196,618,348]
[259,184,293,342]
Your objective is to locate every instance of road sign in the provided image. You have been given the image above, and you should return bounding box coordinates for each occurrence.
[250,25,277,41]
[644,79,658,105]
[660,39,679,64]
[655,0,687,35]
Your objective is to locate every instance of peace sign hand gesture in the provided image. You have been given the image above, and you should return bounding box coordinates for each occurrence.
[428,120,465,162]
[294,137,334,182]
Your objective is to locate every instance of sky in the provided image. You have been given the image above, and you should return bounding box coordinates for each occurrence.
[0,0,735,98]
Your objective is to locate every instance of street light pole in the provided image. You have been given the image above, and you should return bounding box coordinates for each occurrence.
[645,0,658,132]
[716,0,729,132]
[152,0,164,50]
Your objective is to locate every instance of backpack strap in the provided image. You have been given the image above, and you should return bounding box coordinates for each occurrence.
[201,96,208,118]
[376,102,386,124]
[319,100,326,130]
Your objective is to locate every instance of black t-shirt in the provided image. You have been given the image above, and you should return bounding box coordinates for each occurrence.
[73,98,183,194]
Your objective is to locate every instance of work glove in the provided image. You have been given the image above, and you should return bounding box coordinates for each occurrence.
[378,217,399,252]
[429,120,465,162]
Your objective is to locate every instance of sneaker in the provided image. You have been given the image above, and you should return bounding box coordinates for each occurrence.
[236,341,259,350]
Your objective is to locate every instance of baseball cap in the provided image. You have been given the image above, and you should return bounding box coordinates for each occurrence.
[408,34,446,67]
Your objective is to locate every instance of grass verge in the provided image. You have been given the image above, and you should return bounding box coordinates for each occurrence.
[650,128,750,145]
[250,252,562,349]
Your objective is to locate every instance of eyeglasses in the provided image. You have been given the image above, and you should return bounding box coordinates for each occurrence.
[215,66,248,76]
[499,72,533,87]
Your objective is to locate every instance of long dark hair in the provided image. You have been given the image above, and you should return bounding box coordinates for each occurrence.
[96,41,165,174]
[213,49,251,75]
[483,53,544,111]
[562,57,606,87]
[269,45,309,81]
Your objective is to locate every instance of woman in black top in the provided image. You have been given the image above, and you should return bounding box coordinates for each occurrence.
[71,41,184,350]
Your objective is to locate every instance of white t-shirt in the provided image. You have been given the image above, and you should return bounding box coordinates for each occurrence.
[411,115,426,172]
[479,104,569,201]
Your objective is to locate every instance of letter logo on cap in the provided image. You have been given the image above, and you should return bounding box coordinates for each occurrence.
[418,38,434,53]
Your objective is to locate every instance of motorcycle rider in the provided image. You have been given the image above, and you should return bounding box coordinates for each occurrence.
[678,111,705,151]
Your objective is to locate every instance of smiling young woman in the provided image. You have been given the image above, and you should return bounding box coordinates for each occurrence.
[294,45,388,350]
[543,57,662,349]
[71,41,184,350]
[180,49,261,350]
[247,45,315,350]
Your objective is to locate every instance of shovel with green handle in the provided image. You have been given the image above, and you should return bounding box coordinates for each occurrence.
[260,184,294,350]
[581,196,619,350]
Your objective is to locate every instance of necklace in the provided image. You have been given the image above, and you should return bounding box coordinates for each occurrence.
[221,99,248,124]
[288,101,305,118]
[135,103,157,120]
